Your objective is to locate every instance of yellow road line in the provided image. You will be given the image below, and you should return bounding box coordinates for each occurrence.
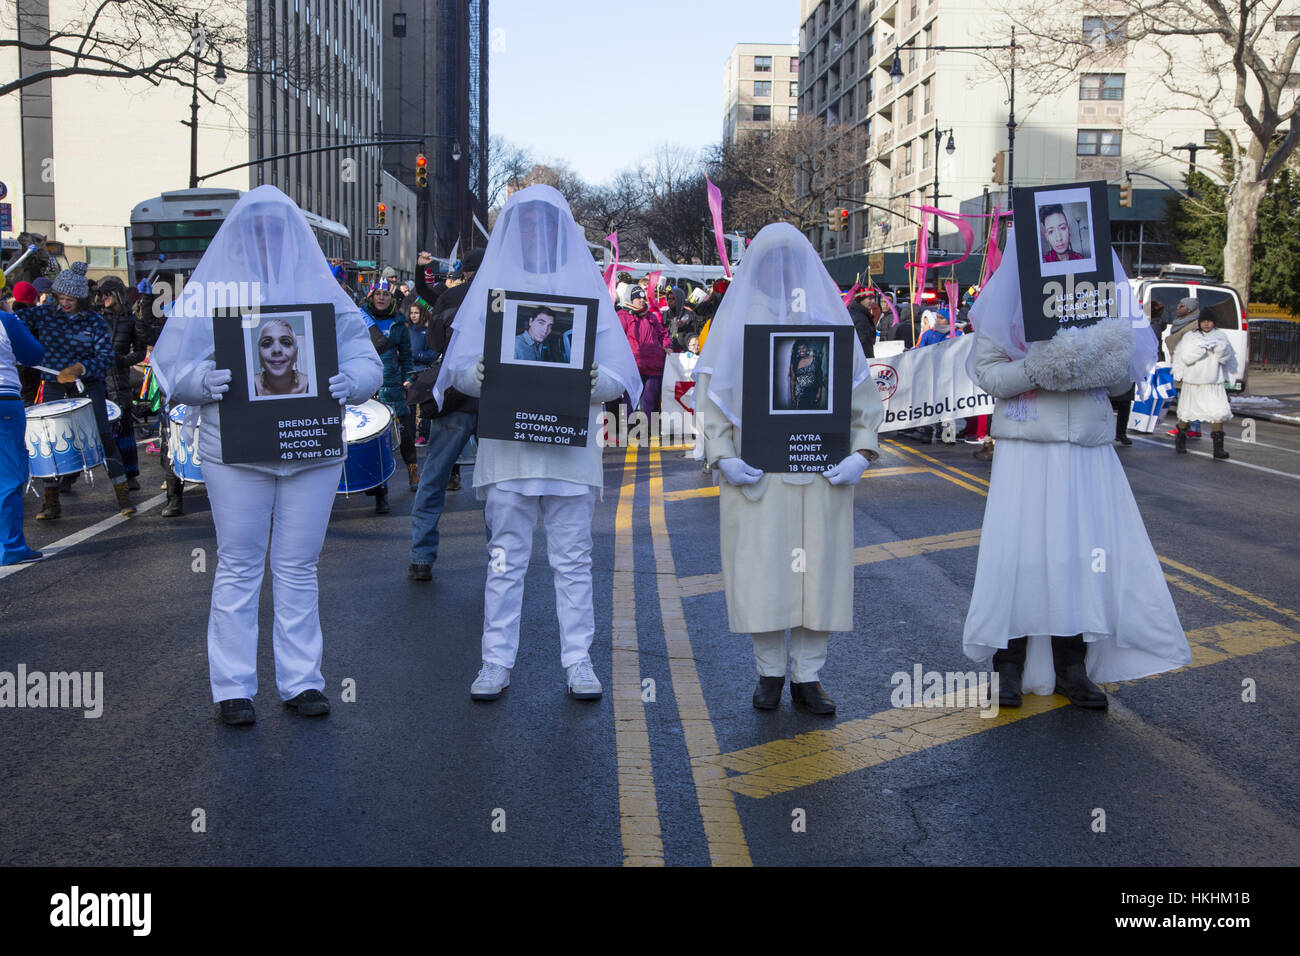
[647,445,753,866]
[883,440,990,496]
[610,444,664,866]
[677,528,985,599]
[1159,556,1300,626]
[661,466,934,502]
[707,618,1300,798]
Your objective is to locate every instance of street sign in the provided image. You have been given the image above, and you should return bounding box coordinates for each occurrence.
[868,253,884,274]
[0,203,11,233]
[0,181,8,200]
[365,227,389,236]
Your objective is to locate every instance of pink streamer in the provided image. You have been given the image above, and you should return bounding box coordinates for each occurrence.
[647,270,663,312]
[909,212,931,306]
[945,281,959,338]
[705,178,733,277]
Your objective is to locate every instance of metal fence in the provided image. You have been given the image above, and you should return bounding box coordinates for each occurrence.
[1248,320,1300,371]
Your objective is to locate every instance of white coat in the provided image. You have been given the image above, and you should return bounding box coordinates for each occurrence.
[1172,328,1237,385]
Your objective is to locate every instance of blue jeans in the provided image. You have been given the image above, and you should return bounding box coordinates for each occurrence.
[409,411,477,565]
[1,399,31,560]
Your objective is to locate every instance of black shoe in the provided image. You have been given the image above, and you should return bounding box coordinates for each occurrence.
[447,468,462,492]
[1051,635,1108,709]
[1212,430,1229,460]
[1175,423,1188,454]
[219,698,255,725]
[285,689,330,716]
[408,562,432,581]
[993,636,1027,708]
[752,675,784,710]
[161,497,183,517]
[1116,432,1132,446]
[127,476,141,491]
[374,486,390,514]
[790,680,836,715]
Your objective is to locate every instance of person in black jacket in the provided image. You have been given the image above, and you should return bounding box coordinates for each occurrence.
[846,289,877,359]
[408,247,483,581]
[94,276,149,490]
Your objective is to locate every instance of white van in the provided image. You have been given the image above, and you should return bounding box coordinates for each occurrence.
[1127,265,1249,391]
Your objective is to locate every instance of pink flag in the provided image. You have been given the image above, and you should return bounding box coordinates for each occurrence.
[945,281,959,337]
[705,178,733,277]
[841,281,862,306]
[909,212,931,306]
[915,206,978,267]
[647,270,663,312]
[603,231,620,305]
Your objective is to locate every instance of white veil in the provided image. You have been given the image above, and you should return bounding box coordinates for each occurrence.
[150,185,367,398]
[967,229,1158,385]
[433,184,641,409]
[697,222,872,427]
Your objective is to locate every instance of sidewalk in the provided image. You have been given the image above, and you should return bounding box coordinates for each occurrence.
[1233,370,1300,426]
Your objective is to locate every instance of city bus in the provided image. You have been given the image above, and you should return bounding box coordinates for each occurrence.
[126,188,350,286]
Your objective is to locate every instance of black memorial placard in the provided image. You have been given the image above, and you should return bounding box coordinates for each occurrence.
[211,303,343,465]
[1012,180,1118,342]
[740,324,852,473]
[478,289,600,447]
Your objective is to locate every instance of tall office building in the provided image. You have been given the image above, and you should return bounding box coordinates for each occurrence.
[381,0,489,257]
[723,43,801,145]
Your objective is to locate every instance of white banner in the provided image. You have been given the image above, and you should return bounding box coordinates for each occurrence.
[872,335,995,432]
[659,351,699,441]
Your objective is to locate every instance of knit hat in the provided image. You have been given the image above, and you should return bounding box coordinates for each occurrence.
[628,286,646,302]
[11,281,38,304]
[51,261,90,299]
[1178,296,1200,316]
[33,277,53,294]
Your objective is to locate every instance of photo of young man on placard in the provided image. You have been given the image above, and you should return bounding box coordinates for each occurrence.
[1034,188,1097,277]
[503,302,580,367]
[244,311,319,401]
[770,333,834,414]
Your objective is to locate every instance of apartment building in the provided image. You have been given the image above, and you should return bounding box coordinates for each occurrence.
[724,43,801,144]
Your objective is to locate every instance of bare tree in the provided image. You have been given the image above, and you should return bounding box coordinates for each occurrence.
[486,136,535,213]
[711,117,873,237]
[994,1,1300,301]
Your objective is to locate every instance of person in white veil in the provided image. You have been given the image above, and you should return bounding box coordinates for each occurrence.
[150,186,383,726]
[695,223,885,715]
[963,226,1190,709]
[434,185,640,702]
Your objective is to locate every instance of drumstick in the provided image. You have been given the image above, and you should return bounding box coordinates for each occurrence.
[32,366,86,394]
[3,245,39,277]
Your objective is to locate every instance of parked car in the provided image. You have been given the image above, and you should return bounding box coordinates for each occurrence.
[1128,264,1249,391]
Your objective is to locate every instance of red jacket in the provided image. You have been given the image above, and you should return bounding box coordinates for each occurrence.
[618,306,672,376]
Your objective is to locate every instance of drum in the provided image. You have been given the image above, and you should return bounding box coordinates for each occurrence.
[338,400,395,494]
[167,405,204,483]
[106,400,121,423]
[25,398,107,478]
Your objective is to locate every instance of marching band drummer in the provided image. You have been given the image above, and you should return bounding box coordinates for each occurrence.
[1,306,45,565]
[150,186,382,727]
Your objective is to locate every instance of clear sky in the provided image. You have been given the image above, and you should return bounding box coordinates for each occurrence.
[487,0,802,184]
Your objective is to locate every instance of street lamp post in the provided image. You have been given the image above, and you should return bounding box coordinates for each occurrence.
[185,16,226,190]
[932,126,956,248]
[890,28,1018,187]
[1173,143,1206,197]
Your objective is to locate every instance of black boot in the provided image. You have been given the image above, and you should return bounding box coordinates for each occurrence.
[1051,634,1108,709]
[36,486,61,521]
[161,475,184,517]
[752,675,784,710]
[790,680,836,715]
[992,637,1028,707]
[374,483,390,514]
[1174,423,1188,454]
[1212,430,1229,460]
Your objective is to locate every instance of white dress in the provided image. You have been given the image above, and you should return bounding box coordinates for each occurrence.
[962,438,1193,693]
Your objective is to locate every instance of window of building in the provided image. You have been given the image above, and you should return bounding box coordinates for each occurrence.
[754,104,771,121]
[1083,16,1125,46]
[790,56,799,72]
[866,74,874,103]
[1077,129,1122,156]
[755,55,772,72]
[1277,16,1300,31]
[755,80,772,96]
[904,142,914,176]
[1204,128,1222,145]
[789,105,799,121]
[85,247,127,269]
[922,79,931,115]
[923,24,933,56]
[905,91,914,124]
[1080,74,1124,99]
[790,81,798,96]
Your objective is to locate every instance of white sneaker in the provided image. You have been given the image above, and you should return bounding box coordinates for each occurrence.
[471,662,511,700]
[566,659,602,700]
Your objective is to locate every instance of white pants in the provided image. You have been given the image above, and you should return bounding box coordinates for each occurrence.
[482,486,597,670]
[203,460,342,702]
[752,627,829,683]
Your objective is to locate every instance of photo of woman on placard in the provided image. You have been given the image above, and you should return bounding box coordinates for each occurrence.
[789,338,827,410]
[1037,202,1089,264]
[251,317,311,396]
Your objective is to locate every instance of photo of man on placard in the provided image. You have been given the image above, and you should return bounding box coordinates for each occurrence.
[770,332,833,414]
[503,303,579,366]
[1034,188,1096,277]
[244,311,319,401]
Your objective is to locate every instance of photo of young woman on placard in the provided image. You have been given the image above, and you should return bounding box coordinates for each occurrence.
[246,312,318,400]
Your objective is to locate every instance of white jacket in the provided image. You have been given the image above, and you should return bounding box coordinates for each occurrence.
[1172,328,1236,385]
[974,333,1132,447]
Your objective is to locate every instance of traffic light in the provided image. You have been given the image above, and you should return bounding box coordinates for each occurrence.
[992,151,1006,185]
[377,202,387,226]
[828,208,848,232]
[840,208,850,231]
[1118,178,1133,208]
[415,153,428,188]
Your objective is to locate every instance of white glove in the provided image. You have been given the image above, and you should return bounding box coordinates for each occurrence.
[328,372,352,404]
[201,363,232,401]
[475,353,485,387]
[717,457,763,486]
[590,362,600,388]
[824,451,870,486]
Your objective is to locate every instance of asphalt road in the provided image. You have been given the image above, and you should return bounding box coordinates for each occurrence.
[2,414,1298,867]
